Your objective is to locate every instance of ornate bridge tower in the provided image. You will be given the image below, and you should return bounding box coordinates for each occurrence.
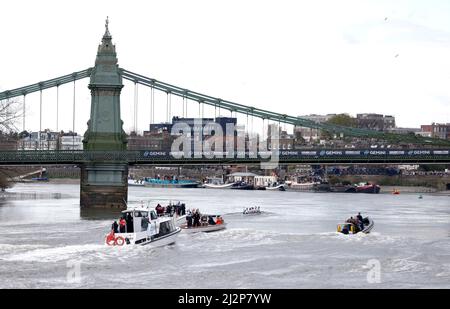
[80,18,128,209]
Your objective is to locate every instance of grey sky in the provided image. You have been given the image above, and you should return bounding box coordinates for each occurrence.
[1,0,450,134]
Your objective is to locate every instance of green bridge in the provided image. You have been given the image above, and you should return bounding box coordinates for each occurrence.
[1,149,449,165]
[1,19,449,208]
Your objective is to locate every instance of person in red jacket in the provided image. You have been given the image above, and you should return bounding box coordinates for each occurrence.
[119,217,126,233]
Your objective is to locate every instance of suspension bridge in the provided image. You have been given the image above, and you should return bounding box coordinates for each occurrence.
[1,19,449,208]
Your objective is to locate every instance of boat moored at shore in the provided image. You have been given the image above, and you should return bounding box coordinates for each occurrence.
[355,183,381,194]
[144,178,200,188]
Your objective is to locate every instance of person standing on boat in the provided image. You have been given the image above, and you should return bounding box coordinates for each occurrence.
[111,221,119,234]
[156,204,164,216]
[119,217,126,233]
[186,210,193,228]
[193,209,201,227]
[126,213,134,233]
[166,204,172,216]
[356,212,363,222]
[356,212,364,230]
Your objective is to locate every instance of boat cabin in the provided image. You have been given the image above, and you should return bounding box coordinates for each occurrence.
[120,207,176,237]
[120,208,157,232]
[227,172,258,184]
[204,177,224,185]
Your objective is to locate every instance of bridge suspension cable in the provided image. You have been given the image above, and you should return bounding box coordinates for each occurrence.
[119,69,379,138]
[72,80,76,149]
[0,68,92,101]
[120,68,450,146]
[22,95,26,133]
[39,89,42,146]
[56,85,60,132]
[133,82,139,132]
[2,66,450,147]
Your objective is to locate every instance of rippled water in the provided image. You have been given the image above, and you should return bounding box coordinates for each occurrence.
[0,183,449,288]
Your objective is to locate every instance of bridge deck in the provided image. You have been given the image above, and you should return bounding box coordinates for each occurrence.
[0,149,449,165]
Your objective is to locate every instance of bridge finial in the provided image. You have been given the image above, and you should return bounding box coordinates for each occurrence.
[103,16,111,38]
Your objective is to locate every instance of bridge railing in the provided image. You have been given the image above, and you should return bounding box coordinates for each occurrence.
[0,149,449,165]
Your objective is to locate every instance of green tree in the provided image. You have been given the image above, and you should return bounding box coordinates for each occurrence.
[327,114,357,127]
[321,114,357,140]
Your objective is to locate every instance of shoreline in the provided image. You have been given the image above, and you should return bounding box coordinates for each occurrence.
[3,179,448,196]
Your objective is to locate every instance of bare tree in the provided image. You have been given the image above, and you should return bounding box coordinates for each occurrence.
[0,98,22,132]
[0,97,22,191]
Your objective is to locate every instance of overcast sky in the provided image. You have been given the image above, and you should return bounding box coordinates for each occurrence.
[1,0,450,134]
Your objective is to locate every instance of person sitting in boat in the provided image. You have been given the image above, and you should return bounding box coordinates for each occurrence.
[216,216,224,225]
[346,217,356,225]
[200,215,208,226]
[119,217,126,233]
[208,216,216,226]
[111,220,119,234]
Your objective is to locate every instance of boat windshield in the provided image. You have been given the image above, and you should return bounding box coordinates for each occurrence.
[133,211,148,218]
[150,210,157,220]
[159,221,176,236]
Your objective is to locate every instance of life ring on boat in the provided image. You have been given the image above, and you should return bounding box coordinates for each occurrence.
[106,233,116,246]
[114,236,125,246]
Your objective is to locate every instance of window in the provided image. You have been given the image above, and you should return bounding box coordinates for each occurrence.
[150,211,157,220]
[158,221,175,236]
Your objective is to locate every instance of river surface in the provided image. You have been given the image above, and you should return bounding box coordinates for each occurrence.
[0,183,449,288]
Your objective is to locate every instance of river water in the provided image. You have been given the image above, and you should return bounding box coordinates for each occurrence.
[0,183,449,288]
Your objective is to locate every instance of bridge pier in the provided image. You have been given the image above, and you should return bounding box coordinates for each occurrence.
[80,163,128,209]
[79,20,129,209]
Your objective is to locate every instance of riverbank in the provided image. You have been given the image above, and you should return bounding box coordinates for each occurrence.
[46,178,80,184]
[380,186,437,194]
[328,175,450,191]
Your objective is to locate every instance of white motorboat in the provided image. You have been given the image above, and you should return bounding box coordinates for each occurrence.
[288,181,320,191]
[128,179,145,187]
[265,184,287,191]
[337,217,374,235]
[203,182,236,189]
[105,206,181,247]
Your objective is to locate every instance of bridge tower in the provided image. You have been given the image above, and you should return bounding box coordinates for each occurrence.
[80,18,128,209]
